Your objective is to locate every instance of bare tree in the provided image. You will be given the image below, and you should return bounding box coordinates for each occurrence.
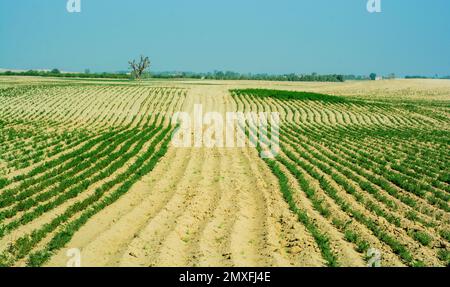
[129,55,150,80]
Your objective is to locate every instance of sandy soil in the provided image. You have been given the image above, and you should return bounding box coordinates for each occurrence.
[44,84,325,267]
[0,77,448,267]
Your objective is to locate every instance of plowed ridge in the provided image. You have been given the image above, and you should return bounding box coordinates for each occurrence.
[231,89,449,267]
[0,79,448,267]
[44,85,324,267]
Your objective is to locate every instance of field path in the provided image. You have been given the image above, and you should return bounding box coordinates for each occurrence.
[45,85,324,267]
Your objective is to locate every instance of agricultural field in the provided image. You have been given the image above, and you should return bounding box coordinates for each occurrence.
[0,76,448,267]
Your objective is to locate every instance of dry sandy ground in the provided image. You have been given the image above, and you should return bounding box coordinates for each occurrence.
[45,84,325,267]
[0,77,447,267]
[39,78,450,267]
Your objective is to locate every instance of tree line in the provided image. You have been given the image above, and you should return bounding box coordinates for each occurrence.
[0,69,346,82]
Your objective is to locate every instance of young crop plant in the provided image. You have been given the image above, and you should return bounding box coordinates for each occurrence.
[232,88,449,267]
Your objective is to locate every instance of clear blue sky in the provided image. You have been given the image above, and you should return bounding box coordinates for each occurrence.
[1,0,449,76]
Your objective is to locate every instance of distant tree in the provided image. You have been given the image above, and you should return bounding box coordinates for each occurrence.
[369,73,377,81]
[51,68,61,74]
[336,75,344,82]
[214,71,225,79]
[84,69,91,74]
[129,55,150,80]
[405,75,428,79]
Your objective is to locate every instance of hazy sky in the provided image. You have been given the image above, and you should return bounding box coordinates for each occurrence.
[1,0,449,76]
